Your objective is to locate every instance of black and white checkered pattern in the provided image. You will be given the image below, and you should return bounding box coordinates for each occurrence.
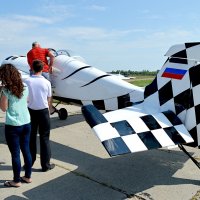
[144,42,200,147]
[82,105,193,156]
[82,43,200,156]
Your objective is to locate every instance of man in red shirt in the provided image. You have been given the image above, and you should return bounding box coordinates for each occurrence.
[27,42,55,113]
[27,42,54,79]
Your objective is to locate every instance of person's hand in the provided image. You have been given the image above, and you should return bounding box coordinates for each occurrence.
[49,67,53,74]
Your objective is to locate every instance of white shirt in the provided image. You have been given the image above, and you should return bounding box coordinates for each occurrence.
[25,75,52,110]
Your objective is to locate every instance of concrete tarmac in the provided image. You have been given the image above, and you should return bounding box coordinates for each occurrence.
[0,104,199,200]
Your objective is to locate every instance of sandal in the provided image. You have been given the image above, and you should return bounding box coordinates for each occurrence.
[20,176,32,184]
[4,181,21,188]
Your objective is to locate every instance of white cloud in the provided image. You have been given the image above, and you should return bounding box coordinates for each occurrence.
[42,1,75,19]
[57,27,110,40]
[57,26,145,41]
[0,18,32,41]
[14,15,53,24]
[86,5,107,11]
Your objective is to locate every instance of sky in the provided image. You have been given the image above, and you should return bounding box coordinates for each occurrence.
[1,0,200,72]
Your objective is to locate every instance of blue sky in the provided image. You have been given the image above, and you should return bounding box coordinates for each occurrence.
[1,0,200,72]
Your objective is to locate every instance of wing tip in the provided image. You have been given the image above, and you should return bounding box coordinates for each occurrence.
[81,104,107,128]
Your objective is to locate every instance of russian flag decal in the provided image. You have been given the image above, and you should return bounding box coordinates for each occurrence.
[162,67,187,80]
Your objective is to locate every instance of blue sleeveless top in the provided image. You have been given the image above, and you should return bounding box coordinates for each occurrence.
[3,84,30,126]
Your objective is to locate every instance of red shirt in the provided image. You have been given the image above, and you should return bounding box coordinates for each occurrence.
[27,47,50,72]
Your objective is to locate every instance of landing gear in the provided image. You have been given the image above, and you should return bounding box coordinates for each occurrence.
[51,101,68,120]
[58,108,68,120]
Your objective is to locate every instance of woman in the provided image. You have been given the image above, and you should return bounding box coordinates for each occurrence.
[0,64,32,187]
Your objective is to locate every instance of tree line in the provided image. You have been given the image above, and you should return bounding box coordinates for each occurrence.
[110,70,159,76]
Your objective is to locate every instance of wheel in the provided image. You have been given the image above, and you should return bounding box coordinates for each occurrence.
[58,108,68,120]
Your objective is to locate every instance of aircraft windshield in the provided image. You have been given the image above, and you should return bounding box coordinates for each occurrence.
[57,49,86,63]
[48,49,86,63]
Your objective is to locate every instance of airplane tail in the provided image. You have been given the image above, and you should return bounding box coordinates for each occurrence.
[82,43,200,157]
[142,42,200,147]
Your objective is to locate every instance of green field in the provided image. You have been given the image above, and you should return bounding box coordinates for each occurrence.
[128,75,155,87]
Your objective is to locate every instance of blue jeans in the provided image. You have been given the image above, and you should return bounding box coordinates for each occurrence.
[5,123,32,182]
[28,108,51,170]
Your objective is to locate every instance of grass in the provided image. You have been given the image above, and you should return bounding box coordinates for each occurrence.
[130,79,153,87]
[127,75,155,87]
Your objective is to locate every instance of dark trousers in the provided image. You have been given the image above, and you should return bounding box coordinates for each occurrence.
[5,123,32,182]
[28,108,51,170]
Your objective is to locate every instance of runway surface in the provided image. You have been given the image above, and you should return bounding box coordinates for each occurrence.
[0,104,199,200]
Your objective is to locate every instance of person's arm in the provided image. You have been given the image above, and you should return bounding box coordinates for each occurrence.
[0,94,8,112]
[48,51,55,73]
[27,53,32,68]
[47,97,51,109]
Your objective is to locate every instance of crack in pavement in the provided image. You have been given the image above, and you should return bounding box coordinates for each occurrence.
[55,163,146,200]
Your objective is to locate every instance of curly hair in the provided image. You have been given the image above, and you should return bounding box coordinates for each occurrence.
[0,64,24,98]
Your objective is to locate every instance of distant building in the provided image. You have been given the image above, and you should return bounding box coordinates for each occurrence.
[107,72,135,80]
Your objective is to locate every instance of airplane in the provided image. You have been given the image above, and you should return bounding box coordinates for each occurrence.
[81,42,200,169]
[2,42,200,169]
[1,49,144,119]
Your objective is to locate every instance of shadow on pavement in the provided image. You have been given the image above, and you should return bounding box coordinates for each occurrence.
[1,114,200,200]
[3,142,199,200]
[50,114,84,130]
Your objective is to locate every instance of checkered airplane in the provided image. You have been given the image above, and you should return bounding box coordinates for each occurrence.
[2,43,200,168]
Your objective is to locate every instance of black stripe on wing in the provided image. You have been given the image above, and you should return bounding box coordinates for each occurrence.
[5,55,26,60]
[5,56,14,60]
[81,74,111,87]
[62,66,91,80]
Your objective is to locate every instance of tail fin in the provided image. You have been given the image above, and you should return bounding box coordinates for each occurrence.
[143,42,200,147]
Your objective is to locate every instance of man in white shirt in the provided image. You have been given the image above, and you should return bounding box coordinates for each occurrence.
[25,60,55,172]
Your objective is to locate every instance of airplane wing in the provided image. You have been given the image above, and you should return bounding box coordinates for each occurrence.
[82,104,194,157]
